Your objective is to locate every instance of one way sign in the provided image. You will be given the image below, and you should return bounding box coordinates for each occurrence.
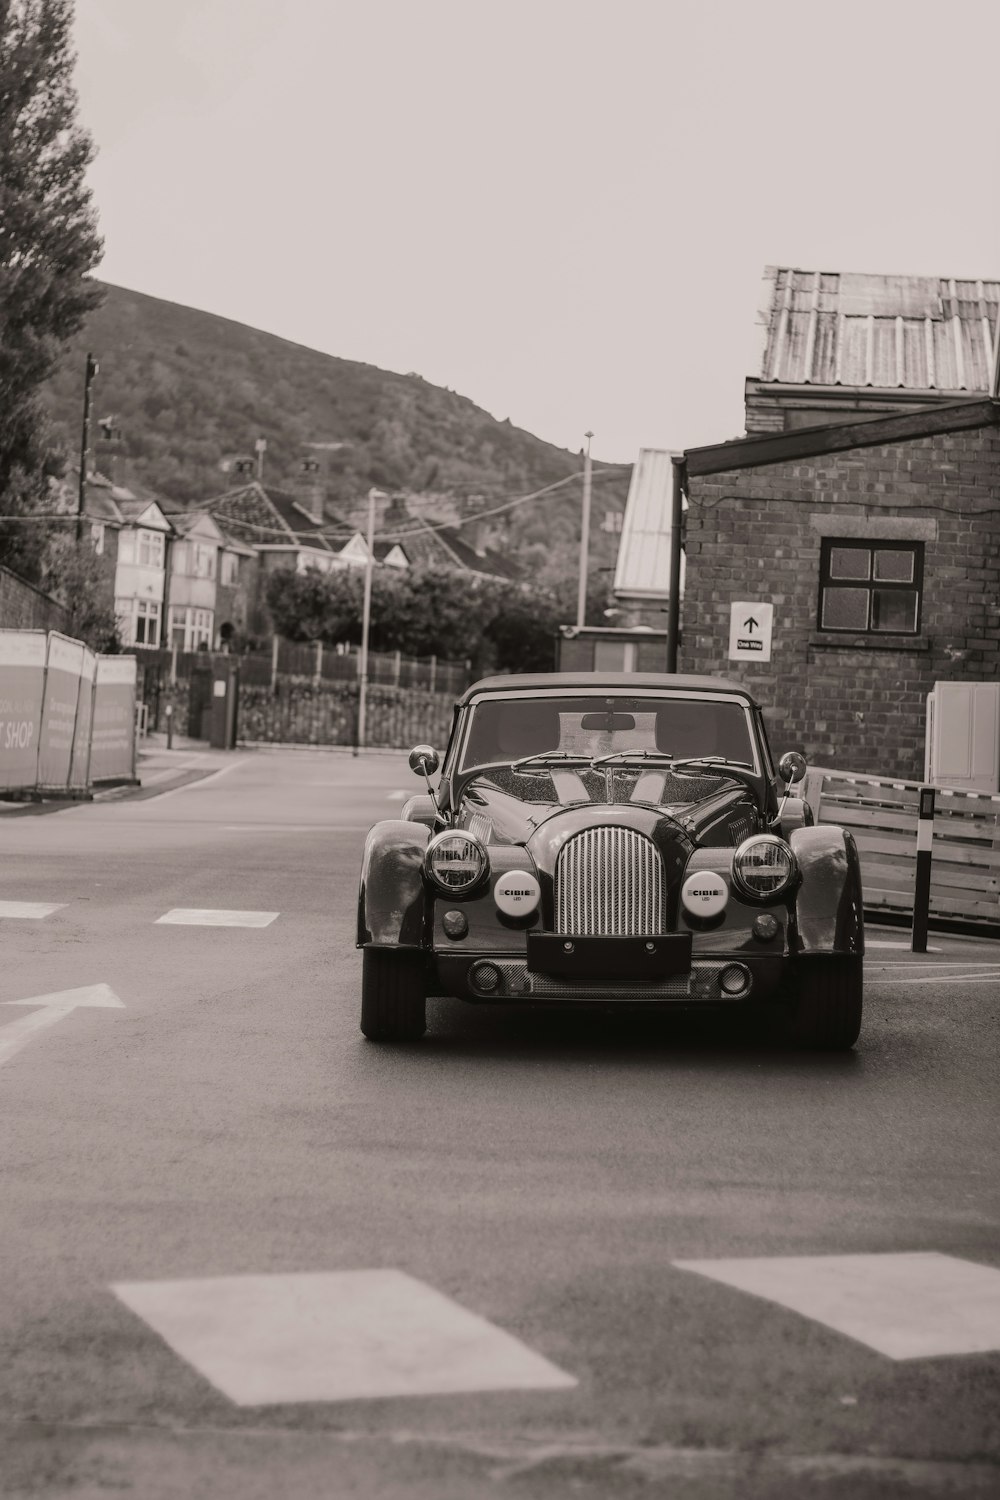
[728,601,774,663]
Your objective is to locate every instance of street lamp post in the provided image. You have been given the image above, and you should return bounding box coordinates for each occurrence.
[576,430,594,628]
[356,486,386,755]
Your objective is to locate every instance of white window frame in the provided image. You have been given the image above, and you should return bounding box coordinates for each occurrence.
[137,528,165,568]
[168,605,214,652]
[220,551,239,586]
[192,542,216,579]
[134,599,161,646]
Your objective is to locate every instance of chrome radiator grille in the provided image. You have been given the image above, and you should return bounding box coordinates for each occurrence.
[555,826,666,936]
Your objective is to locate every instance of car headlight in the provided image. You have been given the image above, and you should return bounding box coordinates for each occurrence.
[732,835,797,902]
[424,831,490,896]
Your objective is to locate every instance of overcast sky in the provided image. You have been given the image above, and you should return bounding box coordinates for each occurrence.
[73,0,1000,463]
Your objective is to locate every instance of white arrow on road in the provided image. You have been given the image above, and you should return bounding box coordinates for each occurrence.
[0,984,124,1069]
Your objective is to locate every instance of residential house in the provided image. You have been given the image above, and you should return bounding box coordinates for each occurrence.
[67,472,173,647]
[162,509,256,650]
[368,495,522,583]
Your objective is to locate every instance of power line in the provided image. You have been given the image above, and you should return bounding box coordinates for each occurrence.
[0,466,629,544]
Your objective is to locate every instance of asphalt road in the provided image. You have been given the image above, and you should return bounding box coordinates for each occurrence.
[2,749,998,1500]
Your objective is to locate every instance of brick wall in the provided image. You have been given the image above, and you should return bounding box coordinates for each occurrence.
[682,425,1000,779]
[0,566,70,633]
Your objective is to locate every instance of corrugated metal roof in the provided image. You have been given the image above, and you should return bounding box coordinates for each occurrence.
[758,267,1000,390]
[613,449,682,600]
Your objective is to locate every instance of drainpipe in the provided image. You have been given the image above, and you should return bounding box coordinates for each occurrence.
[665,456,685,672]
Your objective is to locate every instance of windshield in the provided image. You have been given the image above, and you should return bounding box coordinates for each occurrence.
[459,694,757,774]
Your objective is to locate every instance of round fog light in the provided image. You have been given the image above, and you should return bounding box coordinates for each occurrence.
[719,963,750,996]
[442,910,469,940]
[471,962,500,993]
[752,913,779,942]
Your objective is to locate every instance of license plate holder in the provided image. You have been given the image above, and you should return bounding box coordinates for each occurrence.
[526,932,692,979]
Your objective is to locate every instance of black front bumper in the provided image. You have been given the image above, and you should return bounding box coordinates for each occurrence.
[433,950,787,1005]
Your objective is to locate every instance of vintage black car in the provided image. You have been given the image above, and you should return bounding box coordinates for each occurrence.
[357,673,864,1049]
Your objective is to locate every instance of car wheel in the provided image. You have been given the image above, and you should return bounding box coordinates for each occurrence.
[361,948,427,1042]
[789,956,863,1050]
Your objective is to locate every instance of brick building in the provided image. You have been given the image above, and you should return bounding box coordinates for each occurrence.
[679,399,1000,779]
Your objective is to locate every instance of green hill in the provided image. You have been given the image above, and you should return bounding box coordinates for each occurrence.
[46,285,598,483]
[42,283,629,583]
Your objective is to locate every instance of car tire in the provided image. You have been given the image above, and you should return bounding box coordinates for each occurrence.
[790,956,863,1050]
[361,948,427,1042]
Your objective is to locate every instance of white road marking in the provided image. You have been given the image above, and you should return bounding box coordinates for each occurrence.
[867,941,941,952]
[0,984,124,1068]
[155,909,279,928]
[111,1269,577,1406]
[674,1252,1000,1360]
[386,789,409,801]
[152,759,245,803]
[0,900,65,919]
[221,824,372,833]
[874,962,1000,970]
[877,974,1000,986]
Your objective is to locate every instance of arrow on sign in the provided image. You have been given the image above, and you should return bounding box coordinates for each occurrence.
[0,984,124,1069]
[743,616,759,633]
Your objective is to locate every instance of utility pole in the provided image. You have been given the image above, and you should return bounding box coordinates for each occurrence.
[356,486,386,755]
[576,431,594,628]
[77,353,99,542]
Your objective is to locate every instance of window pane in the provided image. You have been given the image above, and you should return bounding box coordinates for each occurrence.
[872,588,917,632]
[829,547,870,580]
[874,548,914,582]
[821,587,869,629]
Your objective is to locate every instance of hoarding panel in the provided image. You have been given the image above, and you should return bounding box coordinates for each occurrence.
[38,633,85,789]
[0,630,47,789]
[69,648,97,789]
[90,655,137,783]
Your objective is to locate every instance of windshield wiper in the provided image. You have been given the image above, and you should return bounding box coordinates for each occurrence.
[667,756,753,773]
[510,751,593,772]
[589,751,754,777]
[590,749,675,768]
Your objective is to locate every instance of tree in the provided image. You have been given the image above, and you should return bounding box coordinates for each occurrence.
[41,531,121,651]
[485,588,560,673]
[0,0,103,581]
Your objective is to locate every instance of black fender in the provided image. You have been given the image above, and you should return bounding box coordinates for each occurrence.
[789,825,864,957]
[400,793,438,829]
[357,820,430,948]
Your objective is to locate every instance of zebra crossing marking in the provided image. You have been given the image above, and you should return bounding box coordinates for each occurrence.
[112,1269,577,1405]
[0,900,65,919]
[155,909,279,928]
[674,1251,1000,1359]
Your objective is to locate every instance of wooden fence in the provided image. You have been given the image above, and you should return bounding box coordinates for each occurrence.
[805,768,1000,929]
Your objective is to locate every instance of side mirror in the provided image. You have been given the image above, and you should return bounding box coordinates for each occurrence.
[778,750,807,786]
[408,744,440,777]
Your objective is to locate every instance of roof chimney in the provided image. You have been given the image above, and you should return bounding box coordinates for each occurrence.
[294,457,325,525]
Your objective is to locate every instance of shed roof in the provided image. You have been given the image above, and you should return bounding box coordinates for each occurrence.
[612,448,682,601]
[757,266,1000,392]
